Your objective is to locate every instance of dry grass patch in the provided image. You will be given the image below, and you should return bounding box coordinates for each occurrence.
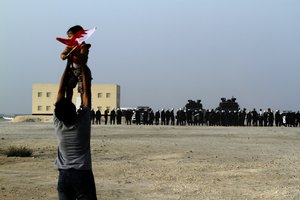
[3,146,33,157]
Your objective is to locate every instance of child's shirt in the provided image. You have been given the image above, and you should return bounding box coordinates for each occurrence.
[61,43,91,67]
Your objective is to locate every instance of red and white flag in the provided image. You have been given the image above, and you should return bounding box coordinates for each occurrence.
[56,27,96,46]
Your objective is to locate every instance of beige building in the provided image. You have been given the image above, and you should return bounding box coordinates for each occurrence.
[32,84,120,115]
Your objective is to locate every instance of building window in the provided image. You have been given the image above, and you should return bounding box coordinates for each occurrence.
[46,106,51,111]
[46,92,51,97]
[106,93,111,98]
[38,106,42,111]
[38,92,42,97]
[98,93,102,98]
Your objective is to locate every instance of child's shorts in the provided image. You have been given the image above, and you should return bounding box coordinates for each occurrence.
[69,66,92,94]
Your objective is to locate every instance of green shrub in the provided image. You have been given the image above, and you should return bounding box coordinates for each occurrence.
[5,146,33,157]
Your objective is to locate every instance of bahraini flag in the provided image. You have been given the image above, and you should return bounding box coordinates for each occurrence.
[56,27,96,46]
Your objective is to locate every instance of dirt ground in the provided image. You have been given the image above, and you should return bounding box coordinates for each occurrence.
[0,121,299,200]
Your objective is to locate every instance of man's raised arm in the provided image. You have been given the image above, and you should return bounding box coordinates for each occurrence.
[56,64,70,103]
[81,66,91,109]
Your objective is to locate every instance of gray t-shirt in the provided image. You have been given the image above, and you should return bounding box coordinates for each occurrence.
[54,108,92,170]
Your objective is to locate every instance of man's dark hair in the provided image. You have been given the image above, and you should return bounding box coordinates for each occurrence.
[67,25,84,35]
[55,98,77,125]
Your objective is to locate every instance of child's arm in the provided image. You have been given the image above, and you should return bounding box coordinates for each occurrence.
[60,46,73,60]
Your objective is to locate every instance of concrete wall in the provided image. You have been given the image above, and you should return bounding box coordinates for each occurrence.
[32,84,120,115]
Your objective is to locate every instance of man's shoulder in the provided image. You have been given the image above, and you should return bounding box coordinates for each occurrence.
[53,113,61,126]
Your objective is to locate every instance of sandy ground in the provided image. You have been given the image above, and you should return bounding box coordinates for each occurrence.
[0,120,299,200]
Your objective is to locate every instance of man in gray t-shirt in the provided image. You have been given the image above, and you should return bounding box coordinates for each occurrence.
[54,61,97,200]
[54,107,92,170]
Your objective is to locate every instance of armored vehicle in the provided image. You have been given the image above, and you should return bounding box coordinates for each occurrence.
[216,97,239,112]
[132,106,151,124]
[185,100,203,111]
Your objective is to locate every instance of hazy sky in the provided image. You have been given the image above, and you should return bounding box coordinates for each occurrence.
[1,0,300,114]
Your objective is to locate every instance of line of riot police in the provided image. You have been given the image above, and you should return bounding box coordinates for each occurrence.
[91,107,300,127]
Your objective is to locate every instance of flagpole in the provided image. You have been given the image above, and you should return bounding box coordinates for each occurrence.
[65,46,78,58]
